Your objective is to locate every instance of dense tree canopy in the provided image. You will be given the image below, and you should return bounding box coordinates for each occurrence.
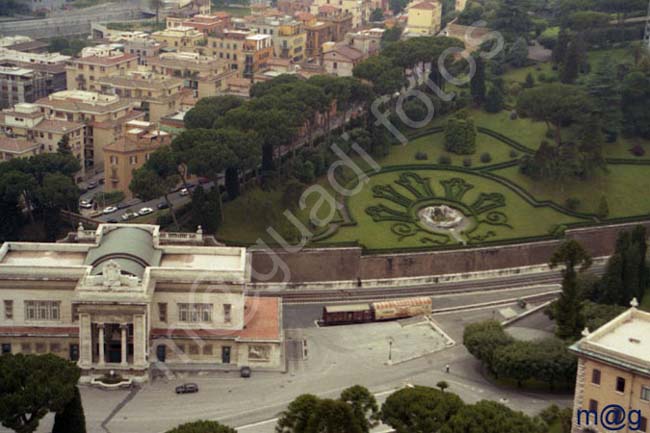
[440,400,545,433]
[381,387,463,433]
[165,420,237,433]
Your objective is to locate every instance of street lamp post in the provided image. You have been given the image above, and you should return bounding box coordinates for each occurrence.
[388,337,393,362]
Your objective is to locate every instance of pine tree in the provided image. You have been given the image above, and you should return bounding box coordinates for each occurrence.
[470,56,486,105]
[587,57,622,141]
[523,72,534,88]
[560,38,580,84]
[549,240,592,340]
[52,386,86,433]
[553,28,570,65]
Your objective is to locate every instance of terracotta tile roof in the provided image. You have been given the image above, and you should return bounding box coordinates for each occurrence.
[151,297,281,342]
[326,44,365,61]
[0,136,40,154]
[33,119,84,134]
[0,326,79,337]
[410,1,439,9]
[72,53,137,66]
[319,5,339,13]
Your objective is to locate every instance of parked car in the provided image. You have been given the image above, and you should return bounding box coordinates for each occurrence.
[87,180,98,189]
[240,366,251,378]
[138,207,153,216]
[180,188,190,196]
[198,177,210,184]
[116,202,129,209]
[98,178,105,185]
[175,383,199,394]
[157,201,169,210]
[79,199,93,209]
[106,218,118,223]
[121,211,138,221]
[102,206,118,214]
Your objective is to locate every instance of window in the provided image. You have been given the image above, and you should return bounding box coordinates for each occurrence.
[21,343,31,353]
[333,62,337,69]
[24,301,60,321]
[158,303,167,323]
[640,417,647,433]
[616,377,626,393]
[591,369,601,385]
[189,344,199,355]
[223,304,231,323]
[203,345,213,355]
[35,343,46,353]
[178,303,212,322]
[129,155,138,165]
[110,155,118,164]
[4,300,13,320]
[50,343,61,352]
[588,399,598,412]
[641,385,650,402]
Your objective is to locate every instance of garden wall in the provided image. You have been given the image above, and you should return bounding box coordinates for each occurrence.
[249,220,650,283]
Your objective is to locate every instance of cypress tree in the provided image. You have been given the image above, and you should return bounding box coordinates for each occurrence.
[470,56,486,105]
[52,386,86,433]
[560,38,580,84]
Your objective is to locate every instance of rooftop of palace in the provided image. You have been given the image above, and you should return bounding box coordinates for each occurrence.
[571,305,650,376]
[0,224,250,286]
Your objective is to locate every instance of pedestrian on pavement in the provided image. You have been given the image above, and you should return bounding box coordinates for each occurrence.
[445,364,450,373]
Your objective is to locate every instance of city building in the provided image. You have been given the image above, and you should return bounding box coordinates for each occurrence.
[66,46,138,92]
[199,31,273,78]
[151,26,205,53]
[305,21,334,59]
[344,28,384,55]
[316,7,354,41]
[439,23,491,53]
[117,36,165,66]
[147,52,237,98]
[166,12,231,36]
[35,90,143,172]
[0,67,50,109]
[570,301,650,433]
[0,103,85,178]
[103,120,171,197]
[0,48,69,108]
[405,1,442,36]
[248,16,307,62]
[309,0,369,29]
[0,136,41,161]
[323,43,366,76]
[97,71,184,122]
[0,223,284,381]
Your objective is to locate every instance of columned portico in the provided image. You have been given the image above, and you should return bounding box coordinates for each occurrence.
[76,304,149,372]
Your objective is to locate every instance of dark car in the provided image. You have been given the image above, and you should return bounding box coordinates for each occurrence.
[116,202,129,209]
[106,218,118,223]
[175,383,199,394]
[87,180,98,189]
[157,202,169,210]
[240,366,251,378]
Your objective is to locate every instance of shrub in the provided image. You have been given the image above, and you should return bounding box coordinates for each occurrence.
[445,114,477,154]
[510,110,518,120]
[463,157,472,167]
[545,128,555,139]
[538,72,547,82]
[509,149,519,158]
[480,152,492,163]
[415,151,428,160]
[438,155,451,165]
[630,144,646,157]
[565,197,581,210]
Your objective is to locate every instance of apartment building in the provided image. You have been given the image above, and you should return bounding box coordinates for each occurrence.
[0,136,41,161]
[152,26,205,53]
[323,43,366,76]
[316,7,354,41]
[0,223,284,381]
[200,31,273,77]
[166,12,231,36]
[147,52,237,98]
[405,1,442,36]
[35,90,143,171]
[305,21,334,59]
[120,37,165,66]
[103,120,171,197]
[66,45,138,92]
[309,0,369,28]
[0,48,69,103]
[570,302,650,433]
[0,103,85,177]
[345,28,384,55]
[98,71,184,122]
[0,67,49,109]
[248,17,306,62]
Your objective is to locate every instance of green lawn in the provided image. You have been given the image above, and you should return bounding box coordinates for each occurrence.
[322,168,584,249]
[493,164,650,217]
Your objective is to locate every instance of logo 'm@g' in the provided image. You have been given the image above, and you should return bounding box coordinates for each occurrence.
[577,405,644,431]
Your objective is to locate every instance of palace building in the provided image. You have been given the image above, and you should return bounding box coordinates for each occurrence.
[0,224,284,382]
